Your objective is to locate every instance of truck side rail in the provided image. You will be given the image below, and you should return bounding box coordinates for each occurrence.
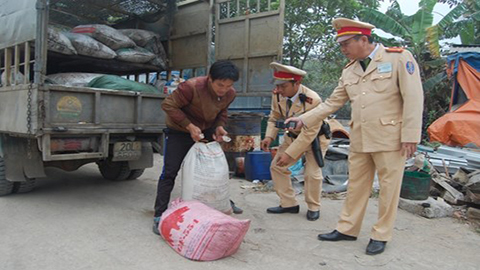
[42,84,166,133]
[1,41,34,87]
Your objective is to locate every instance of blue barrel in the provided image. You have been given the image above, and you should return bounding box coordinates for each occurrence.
[244,151,272,181]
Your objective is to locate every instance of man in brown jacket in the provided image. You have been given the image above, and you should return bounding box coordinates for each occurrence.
[152,60,239,235]
[286,18,424,255]
[262,62,330,221]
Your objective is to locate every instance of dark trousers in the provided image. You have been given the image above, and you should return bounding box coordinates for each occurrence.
[154,128,214,217]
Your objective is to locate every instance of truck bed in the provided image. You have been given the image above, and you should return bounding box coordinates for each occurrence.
[0,84,166,136]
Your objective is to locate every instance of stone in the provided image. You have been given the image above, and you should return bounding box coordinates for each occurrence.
[399,197,454,218]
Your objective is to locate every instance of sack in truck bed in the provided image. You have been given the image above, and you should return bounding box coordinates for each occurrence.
[72,24,135,50]
[64,32,117,59]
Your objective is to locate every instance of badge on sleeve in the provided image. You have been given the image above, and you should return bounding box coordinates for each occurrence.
[406,61,415,75]
[305,96,313,104]
[377,62,392,73]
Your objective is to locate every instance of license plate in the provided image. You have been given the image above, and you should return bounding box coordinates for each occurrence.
[113,141,142,161]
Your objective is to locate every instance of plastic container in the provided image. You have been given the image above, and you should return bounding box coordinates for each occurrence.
[400,171,431,200]
[244,151,272,181]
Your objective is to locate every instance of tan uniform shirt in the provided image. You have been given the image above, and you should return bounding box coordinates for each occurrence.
[301,45,424,153]
[265,85,325,159]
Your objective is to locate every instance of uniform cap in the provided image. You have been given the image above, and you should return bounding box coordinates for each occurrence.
[333,18,375,43]
[270,62,307,85]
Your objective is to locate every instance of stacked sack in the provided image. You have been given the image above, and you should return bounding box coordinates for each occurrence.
[46,24,167,68]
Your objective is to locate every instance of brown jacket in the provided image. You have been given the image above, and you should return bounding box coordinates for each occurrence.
[301,45,424,153]
[161,76,236,133]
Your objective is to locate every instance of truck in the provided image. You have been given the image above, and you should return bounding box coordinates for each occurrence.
[0,0,285,195]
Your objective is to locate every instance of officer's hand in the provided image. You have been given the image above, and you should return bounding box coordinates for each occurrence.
[186,123,203,142]
[285,117,303,131]
[213,126,228,142]
[261,137,273,151]
[401,143,417,159]
[276,153,293,167]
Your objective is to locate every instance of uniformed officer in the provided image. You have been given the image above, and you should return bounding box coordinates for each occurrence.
[286,18,424,255]
[261,62,330,221]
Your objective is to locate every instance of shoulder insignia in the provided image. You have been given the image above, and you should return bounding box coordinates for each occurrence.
[344,60,355,69]
[386,47,404,53]
[305,97,313,104]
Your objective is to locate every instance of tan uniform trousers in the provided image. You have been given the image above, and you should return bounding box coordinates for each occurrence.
[336,150,407,241]
[270,136,324,211]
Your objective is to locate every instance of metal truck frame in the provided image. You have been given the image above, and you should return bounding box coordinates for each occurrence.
[0,0,285,196]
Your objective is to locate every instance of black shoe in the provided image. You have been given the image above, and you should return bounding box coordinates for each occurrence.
[266,205,300,214]
[306,210,320,221]
[230,200,243,214]
[317,230,357,241]
[152,217,161,235]
[366,239,387,255]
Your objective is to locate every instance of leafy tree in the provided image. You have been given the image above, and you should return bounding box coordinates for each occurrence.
[282,0,380,70]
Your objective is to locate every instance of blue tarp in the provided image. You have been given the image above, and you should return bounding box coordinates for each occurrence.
[447,52,480,74]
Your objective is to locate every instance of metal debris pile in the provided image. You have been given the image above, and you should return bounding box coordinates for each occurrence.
[401,148,480,229]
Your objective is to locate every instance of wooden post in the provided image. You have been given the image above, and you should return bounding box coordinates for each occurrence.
[4,47,12,86]
[24,42,31,84]
[14,45,21,84]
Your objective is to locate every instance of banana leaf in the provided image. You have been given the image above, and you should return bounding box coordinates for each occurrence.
[386,1,405,22]
[359,8,412,39]
[460,21,476,44]
[443,20,472,39]
[424,58,447,69]
[436,3,467,30]
[426,25,441,57]
[422,72,447,93]
[411,8,434,44]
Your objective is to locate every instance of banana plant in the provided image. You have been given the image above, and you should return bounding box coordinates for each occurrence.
[358,0,468,92]
[441,0,480,44]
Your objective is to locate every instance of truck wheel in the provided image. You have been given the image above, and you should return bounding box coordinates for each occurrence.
[0,157,14,196]
[127,169,145,180]
[13,178,36,194]
[98,159,131,181]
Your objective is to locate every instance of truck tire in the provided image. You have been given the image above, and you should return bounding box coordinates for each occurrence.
[13,178,36,194]
[98,159,131,181]
[127,169,145,180]
[0,157,14,196]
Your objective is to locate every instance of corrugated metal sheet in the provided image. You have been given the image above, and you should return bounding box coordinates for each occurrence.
[449,44,480,53]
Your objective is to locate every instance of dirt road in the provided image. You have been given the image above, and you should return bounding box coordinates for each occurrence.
[1,154,479,270]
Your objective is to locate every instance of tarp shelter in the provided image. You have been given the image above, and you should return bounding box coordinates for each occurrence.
[428,52,480,148]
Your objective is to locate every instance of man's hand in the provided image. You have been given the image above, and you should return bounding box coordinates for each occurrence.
[186,123,203,142]
[285,117,304,131]
[261,137,273,151]
[213,126,228,142]
[276,153,293,167]
[401,143,417,159]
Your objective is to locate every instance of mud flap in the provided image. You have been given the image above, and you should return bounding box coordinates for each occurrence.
[128,142,153,170]
[2,135,46,182]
